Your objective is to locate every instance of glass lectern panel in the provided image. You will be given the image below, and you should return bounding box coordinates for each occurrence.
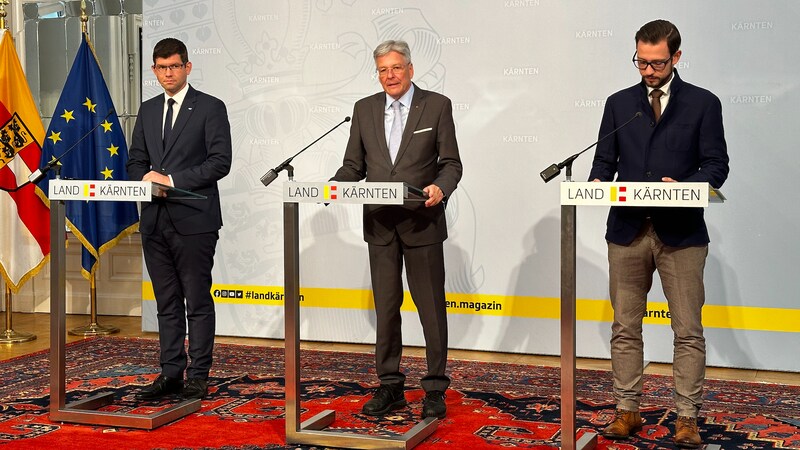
[152,182,206,200]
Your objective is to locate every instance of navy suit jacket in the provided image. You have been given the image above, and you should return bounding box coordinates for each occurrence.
[127,85,232,235]
[333,84,462,246]
[589,71,729,247]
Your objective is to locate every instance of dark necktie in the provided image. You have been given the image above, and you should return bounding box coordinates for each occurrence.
[163,98,176,146]
[651,89,664,123]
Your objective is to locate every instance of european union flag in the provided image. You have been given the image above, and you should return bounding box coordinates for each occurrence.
[39,33,138,278]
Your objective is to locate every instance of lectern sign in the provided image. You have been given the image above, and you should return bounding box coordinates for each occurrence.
[283,181,405,204]
[48,179,151,202]
[561,182,709,207]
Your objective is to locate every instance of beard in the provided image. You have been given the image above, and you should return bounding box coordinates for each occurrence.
[642,70,673,89]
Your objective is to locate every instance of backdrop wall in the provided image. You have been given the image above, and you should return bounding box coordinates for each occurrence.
[140,1,800,372]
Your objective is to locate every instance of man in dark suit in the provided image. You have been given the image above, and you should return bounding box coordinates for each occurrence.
[331,40,462,419]
[127,38,232,401]
[589,20,729,448]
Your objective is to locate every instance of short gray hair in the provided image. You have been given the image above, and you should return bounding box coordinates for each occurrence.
[373,40,412,64]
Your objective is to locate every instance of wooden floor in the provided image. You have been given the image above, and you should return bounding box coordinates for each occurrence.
[2,312,798,386]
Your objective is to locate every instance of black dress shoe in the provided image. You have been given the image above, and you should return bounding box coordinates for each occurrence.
[182,377,209,400]
[422,390,446,419]
[135,375,183,400]
[361,384,407,416]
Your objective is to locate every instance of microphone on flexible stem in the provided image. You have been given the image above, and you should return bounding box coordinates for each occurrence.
[28,109,116,185]
[260,116,351,187]
[260,168,279,187]
[540,111,642,183]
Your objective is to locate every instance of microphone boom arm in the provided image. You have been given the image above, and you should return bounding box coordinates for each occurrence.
[27,109,116,185]
[540,111,642,183]
[261,116,351,187]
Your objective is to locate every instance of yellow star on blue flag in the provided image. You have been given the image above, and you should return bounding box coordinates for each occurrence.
[47,130,61,144]
[38,33,138,278]
[83,97,97,112]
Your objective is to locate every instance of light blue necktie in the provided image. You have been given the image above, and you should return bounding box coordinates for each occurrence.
[388,100,403,163]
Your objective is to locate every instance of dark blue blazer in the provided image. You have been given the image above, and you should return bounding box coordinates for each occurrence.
[589,71,729,247]
[127,85,232,236]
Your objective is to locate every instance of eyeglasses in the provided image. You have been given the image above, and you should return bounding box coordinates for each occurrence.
[377,64,407,77]
[632,52,673,71]
[153,63,185,73]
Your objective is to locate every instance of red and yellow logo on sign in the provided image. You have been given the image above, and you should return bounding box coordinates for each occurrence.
[324,184,337,200]
[610,186,627,202]
[83,183,96,198]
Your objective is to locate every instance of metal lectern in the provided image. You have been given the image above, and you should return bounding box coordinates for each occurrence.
[48,179,204,429]
[282,181,436,449]
[559,181,724,450]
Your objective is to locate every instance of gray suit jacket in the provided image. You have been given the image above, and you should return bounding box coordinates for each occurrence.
[333,84,462,246]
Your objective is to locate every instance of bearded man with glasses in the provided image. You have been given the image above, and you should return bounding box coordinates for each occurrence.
[589,20,729,448]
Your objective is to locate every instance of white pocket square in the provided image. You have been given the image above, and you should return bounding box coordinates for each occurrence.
[413,127,432,134]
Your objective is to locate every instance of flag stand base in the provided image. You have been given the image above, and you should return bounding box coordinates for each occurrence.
[0,329,37,344]
[1,289,37,344]
[68,322,119,336]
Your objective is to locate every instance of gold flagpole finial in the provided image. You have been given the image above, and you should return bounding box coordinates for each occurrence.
[80,0,88,35]
[0,0,10,31]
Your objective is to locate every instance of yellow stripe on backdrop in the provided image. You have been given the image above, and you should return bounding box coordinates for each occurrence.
[140,283,800,333]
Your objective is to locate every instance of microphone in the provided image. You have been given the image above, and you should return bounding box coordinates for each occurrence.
[261,116,351,187]
[540,111,642,183]
[28,109,116,184]
[260,168,279,187]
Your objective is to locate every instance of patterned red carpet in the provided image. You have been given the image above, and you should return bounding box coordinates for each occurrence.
[0,337,798,449]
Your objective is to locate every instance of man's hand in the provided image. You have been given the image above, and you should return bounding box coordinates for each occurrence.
[662,177,677,182]
[423,184,444,207]
[143,171,171,197]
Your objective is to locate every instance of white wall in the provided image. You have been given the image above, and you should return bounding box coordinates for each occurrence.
[139,1,800,372]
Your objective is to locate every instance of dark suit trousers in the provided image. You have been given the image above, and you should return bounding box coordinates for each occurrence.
[368,237,450,392]
[142,205,218,380]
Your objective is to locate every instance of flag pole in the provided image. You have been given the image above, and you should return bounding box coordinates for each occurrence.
[0,0,6,30]
[80,0,87,34]
[0,285,36,343]
[0,0,37,345]
[68,271,119,336]
[66,0,119,337]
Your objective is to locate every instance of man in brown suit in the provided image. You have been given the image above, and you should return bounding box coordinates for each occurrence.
[331,39,462,419]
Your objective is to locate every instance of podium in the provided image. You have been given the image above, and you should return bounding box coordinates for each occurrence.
[558,182,723,450]
[282,181,436,449]
[47,179,205,429]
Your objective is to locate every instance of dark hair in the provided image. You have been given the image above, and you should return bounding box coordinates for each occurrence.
[635,20,681,55]
[152,38,189,64]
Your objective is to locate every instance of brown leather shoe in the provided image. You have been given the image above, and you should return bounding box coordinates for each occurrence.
[602,409,643,439]
[674,416,702,448]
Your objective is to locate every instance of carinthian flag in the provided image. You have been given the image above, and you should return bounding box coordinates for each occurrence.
[38,33,138,279]
[0,30,50,293]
